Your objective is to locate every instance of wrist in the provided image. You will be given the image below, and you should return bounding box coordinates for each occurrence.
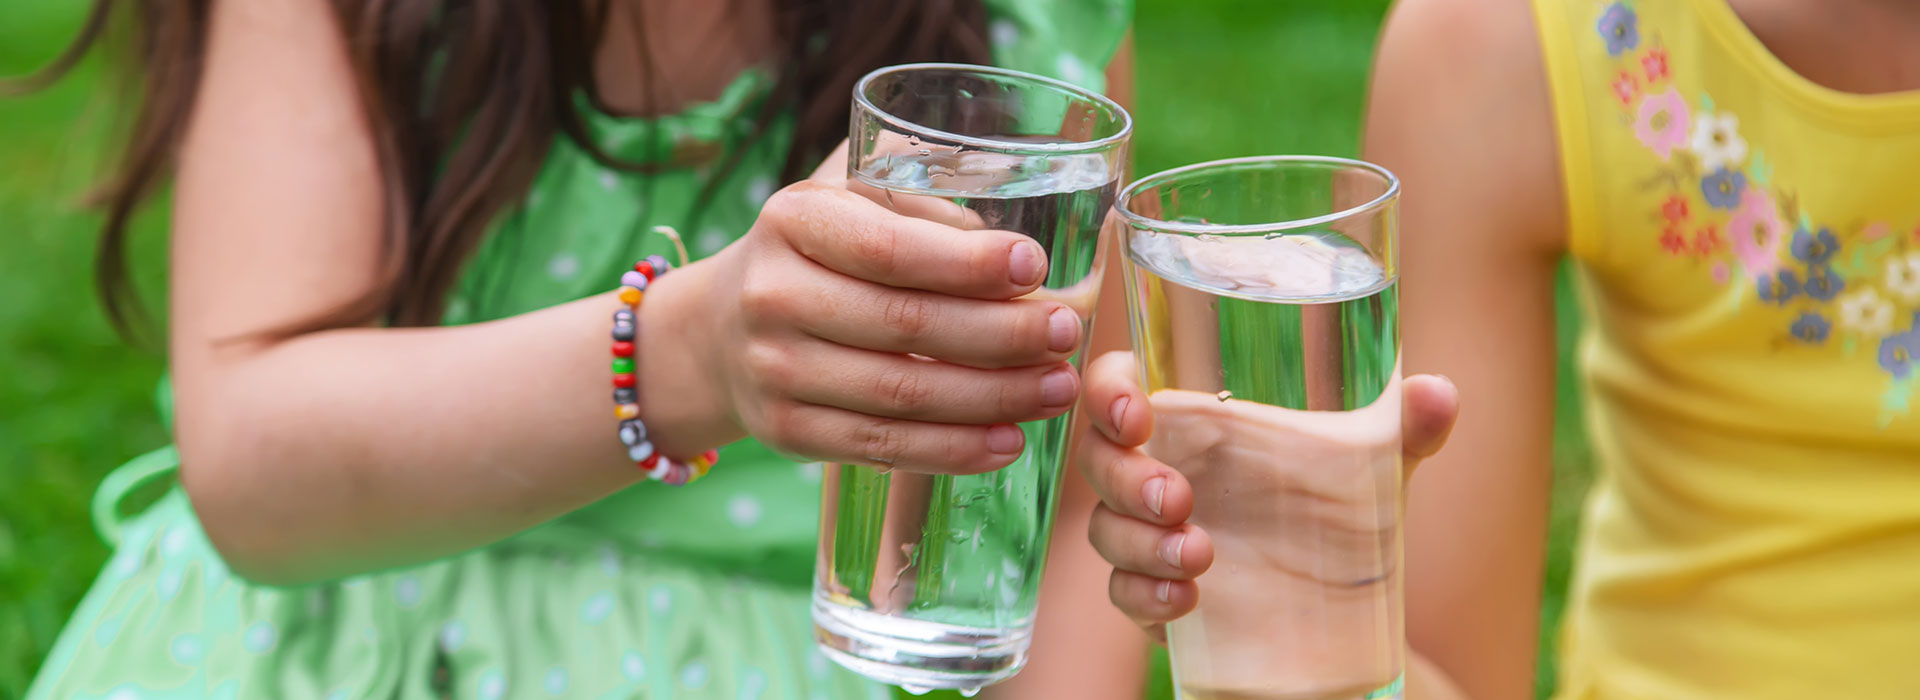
[635,254,744,457]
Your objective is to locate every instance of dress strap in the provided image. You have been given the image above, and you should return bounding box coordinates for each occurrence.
[90,445,179,547]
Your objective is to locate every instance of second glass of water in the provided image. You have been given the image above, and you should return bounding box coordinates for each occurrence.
[812,64,1131,693]
[1116,156,1403,700]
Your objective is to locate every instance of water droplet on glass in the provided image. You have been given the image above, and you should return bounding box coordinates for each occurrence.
[1216,390,1233,402]
[917,148,932,157]
[1264,231,1288,240]
[1197,234,1221,243]
[959,688,983,698]
[901,684,933,696]
[906,135,921,146]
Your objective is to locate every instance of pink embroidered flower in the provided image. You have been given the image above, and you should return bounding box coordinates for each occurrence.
[1642,49,1671,83]
[1634,88,1690,158]
[1863,222,1891,241]
[1712,262,1731,284]
[1661,193,1690,222]
[1612,71,1639,106]
[1660,227,1688,256]
[1728,186,1787,278]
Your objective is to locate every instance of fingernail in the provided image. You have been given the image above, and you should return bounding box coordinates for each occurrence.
[1158,532,1186,570]
[1142,476,1165,517]
[1047,307,1079,352]
[1108,396,1130,434]
[1041,368,1077,408]
[987,424,1025,455]
[1155,580,1171,604]
[1009,241,1045,286]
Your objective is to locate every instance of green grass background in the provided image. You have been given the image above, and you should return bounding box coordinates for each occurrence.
[0,1,1592,698]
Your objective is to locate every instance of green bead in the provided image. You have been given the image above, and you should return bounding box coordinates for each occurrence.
[612,357,635,374]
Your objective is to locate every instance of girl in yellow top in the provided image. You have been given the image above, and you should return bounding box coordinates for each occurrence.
[1079,0,1920,698]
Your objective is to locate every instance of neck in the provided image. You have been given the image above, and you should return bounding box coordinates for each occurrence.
[1729,0,1920,94]
[592,0,777,117]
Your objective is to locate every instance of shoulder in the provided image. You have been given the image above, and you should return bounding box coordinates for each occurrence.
[1365,0,1566,256]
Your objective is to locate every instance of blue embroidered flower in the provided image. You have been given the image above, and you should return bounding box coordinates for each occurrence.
[1700,168,1746,210]
[1802,265,1844,302]
[1597,3,1640,56]
[1790,227,1840,264]
[1791,312,1831,344]
[1879,323,1920,379]
[1756,268,1799,305]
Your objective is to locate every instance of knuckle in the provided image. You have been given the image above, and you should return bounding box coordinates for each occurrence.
[850,223,901,278]
[880,293,939,345]
[741,340,796,394]
[856,418,909,465]
[873,364,930,414]
[737,276,792,328]
[756,401,801,452]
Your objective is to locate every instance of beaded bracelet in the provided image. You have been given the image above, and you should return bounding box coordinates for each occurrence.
[612,243,718,486]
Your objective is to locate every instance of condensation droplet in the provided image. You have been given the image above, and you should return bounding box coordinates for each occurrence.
[1216,390,1233,402]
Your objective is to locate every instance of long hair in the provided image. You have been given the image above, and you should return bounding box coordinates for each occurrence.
[4,0,990,338]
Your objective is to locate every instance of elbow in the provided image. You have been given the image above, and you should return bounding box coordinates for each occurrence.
[175,408,330,588]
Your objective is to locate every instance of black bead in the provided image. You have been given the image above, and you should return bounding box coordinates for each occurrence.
[613,308,635,324]
[612,322,636,341]
[614,387,638,404]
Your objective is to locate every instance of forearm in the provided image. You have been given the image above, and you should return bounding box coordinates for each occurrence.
[176,260,739,585]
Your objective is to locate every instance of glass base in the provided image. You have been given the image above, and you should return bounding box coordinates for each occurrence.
[812,592,1031,694]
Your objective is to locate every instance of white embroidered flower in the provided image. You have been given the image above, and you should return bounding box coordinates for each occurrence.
[1688,111,1748,171]
[1887,252,1920,303]
[1838,288,1896,336]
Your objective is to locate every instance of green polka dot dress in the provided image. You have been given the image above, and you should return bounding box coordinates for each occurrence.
[27,3,1129,698]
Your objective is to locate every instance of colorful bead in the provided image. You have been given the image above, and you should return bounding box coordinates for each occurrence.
[645,455,670,480]
[662,463,691,486]
[611,341,634,357]
[615,404,639,420]
[614,308,635,324]
[614,387,638,404]
[627,441,655,463]
[621,270,649,290]
[617,287,642,305]
[634,261,655,279]
[646,256,670,277]
[612,357,634,374]
[618,419,647,446]
[700,448,719,464]
[613,374,636,389]
[612,322,635,342]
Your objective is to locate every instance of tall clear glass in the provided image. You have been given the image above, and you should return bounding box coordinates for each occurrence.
[1115,157,1403,700]
[811,64,1132,693]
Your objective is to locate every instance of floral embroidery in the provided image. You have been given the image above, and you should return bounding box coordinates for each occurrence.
[1634,88,1691,158]
[1700,169,1745,210]
[1689,112,1748,171]
[1598,3,1920,419]
[1598,3,1640,56]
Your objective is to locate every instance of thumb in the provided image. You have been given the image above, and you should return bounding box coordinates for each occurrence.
[1401,373,1460,478]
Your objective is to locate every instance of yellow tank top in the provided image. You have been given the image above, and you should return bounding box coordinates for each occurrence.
[1530,1,1920,697]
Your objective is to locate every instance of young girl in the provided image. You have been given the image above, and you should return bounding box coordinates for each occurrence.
[20,1,1148,698]
[1085,0,1920,698]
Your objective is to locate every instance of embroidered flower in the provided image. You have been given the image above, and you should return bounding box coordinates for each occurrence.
[1756,268,1800,305]
[1642,48,1670,83]
[1791,312,1832,344]
[1700,169,1746,210]
[1691,223,1723,255]
[1597,3,1640,56]
[1801,265,1844,302]
[1659,227,1688,255]
[1633,88,1691,159]
[1885,251,1920,303]
[1839,289,1897,336]
[1790,227,1840,265]
[1661,194,1690,222]
[1879,323,1920,379]
[1689,112,1748,172]
[1728,186,1786,277]
[1612,71,1639,106]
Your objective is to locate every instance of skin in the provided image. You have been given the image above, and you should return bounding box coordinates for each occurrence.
[1084,1,1920,698]
[169,0,1143,696]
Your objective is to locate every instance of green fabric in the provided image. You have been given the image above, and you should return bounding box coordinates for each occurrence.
[29,3,1130,698]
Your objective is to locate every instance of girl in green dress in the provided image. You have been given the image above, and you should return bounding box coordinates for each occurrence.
[19,1,1145,697]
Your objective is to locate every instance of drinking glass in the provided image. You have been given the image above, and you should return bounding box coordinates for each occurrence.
[1115,156,1403,700]
[810,64,1131,694]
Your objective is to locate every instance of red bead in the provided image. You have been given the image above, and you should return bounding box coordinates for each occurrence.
[638,453,661,470]
[700,449,719,463]
[611,341,634,357]
[634,261,656,280]
[613,374,636,388]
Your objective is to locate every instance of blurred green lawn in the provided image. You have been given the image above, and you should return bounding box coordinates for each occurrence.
[0,1,1591,699]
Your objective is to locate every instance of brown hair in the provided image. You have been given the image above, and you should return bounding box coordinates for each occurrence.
[5,0,989,339]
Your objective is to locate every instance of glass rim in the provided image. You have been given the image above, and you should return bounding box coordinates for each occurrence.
[1115,155,1401,236]
[852,62,1133,155]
